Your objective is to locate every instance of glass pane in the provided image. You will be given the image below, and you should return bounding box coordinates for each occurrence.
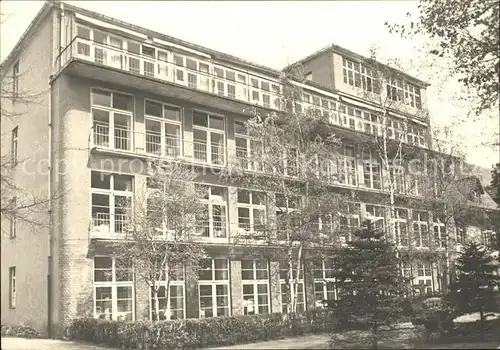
[113,175,133,191]
[113,93,133,111]
[164,106,180,121]
[145,100,162,117]
[91,171,111,189]
[92,89,112,107]
[193,111,208,127]
[209,116,225,130]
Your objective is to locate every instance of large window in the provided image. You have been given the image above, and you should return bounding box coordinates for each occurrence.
[144,100,182,157]
[339,202,361,243]
[195,185,227,239]
[241,260,269,315]
[92,89,134,151]
[362,149,381,190]
[279,260,305,313]
[234,120,262,172]
[416,261,433,295]
[387,79,404,103]
[404,83,421,109]
[413,211,429,248]
[150,266,185,320]
[11,127,18,166]
[395,208,409,247]
[433,218,447,248]
[91,171,133,236]
[387,79,422,109]
[342,58,379,94]
[198,258,230,318]
[313,259,336,306]
[9,266,16,308]
[94,256,134,320]
[339,145,357,186]
[365,204,385,233]
[237,190,266,236]
[192,111,225,165]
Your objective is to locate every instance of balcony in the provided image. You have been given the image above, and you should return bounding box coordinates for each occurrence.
[90,212,128,238]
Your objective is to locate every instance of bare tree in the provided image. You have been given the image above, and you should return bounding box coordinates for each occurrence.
[223,69,349,313]
[116,160,206,321]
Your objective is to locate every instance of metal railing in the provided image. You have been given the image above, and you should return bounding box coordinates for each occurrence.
[90,212,128,236]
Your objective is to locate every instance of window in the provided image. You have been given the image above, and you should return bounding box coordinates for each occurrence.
[416,260,433,295]
[395,209,409,246]
[283,147,298,177]
[433,218,447,248]
[234,120,262,172]
[404,83,421,109]
[339,145,357,186]
[361,66,380,94]
[10,197,16,239]
[237,190,266,236]
[11,127,18,166]
[195,185,227,238]
[313,259,337,306]
[198,258,230,318]
[362,149,381,189]
[91,172,133,236]
[241,260,269,315]
[390,165,406,194]
[192,111,225,165]
[413,211,429,248]
[339,202,361,243]
[150,266,185,320]
[12,61,19,98]
[365,204,385,233]
[94,256,134,320]
[482,229,495,248]
[275,194,301,240]
[342,58,361,88]
[145,100,181,157]
[279,260,305,313]
[9,267,16,308]
[92,89,133,151]
[387,79,422,109]
[387,79,404,103]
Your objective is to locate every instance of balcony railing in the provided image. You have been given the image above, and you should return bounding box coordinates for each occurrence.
[90,212,128,237]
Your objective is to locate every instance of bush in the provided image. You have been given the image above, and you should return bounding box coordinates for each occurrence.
[71,309,336,349]
[1,323,40,338]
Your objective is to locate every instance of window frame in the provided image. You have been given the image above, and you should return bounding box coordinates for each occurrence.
[237,190,266,235]
[413,211,430,248]
[195,184,228,239]
[234,119,262,172]
[339,202,361,243]
[10,197,16,239]
[313,258,337,305]
[394,208,409,247]
[9,266,16,308]
[149,266,186,321]
[279,260,305,314]
[241,260,270,315]
[192,110,226,165]
[12,61,19,99]
[362,149,382,190]
[144,99,183,158]
[11,126,18,166]
[198,258,231,318]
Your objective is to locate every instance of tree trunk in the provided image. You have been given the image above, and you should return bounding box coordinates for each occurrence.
[372,322,378,350]
[479,306,485,339]
[153,287,160,322]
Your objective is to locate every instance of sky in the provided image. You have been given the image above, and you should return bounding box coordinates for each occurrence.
[1,0,498,170]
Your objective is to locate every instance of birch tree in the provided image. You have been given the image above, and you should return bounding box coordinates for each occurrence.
[223,69,348,313]
[120,160,206,321]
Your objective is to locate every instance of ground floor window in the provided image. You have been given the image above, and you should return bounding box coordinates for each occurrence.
[150,284,185,320]
[280,282,305,313]
[199,283,230,318]
[241,259,269,315]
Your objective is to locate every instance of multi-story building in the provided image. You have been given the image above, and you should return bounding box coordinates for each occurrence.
[1,0,498,337]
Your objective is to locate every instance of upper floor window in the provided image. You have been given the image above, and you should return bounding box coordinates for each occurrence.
[10,197,16,239]
[339,202,361,243]
[433,217,447,248]
[144,100,182,157]
[343,58,361,89]
[235,119,262,172]
[91,171,133,236]
[413,211,429,248]
[192,111,225,165]
[91,89,133,151]
[394,208,409,246]
[365,204,385,233]
[339,145,357,186]
[362,149,382,190]
[387,79,422,109]
[195,184,227,238]
[237,190,266,235]
[404,83,421,109]
[11,127,18,166]
[12,61,19,98]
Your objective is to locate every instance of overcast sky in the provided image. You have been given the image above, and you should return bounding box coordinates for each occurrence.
[1,1,498,170]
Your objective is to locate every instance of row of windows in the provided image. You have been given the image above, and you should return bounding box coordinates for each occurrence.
[91,256,441,320]
[90,171,467,247]
[342,58,422,109]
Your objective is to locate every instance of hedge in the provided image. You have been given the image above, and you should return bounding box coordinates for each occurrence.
[71,309,336,349]
[1,324,40,338]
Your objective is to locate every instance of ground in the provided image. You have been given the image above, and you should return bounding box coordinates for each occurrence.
[0,337,113,350]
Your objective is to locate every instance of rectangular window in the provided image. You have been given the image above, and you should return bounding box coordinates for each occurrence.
[10,197,16,239]
[237,190,266,237]
[433,218,447,248]
[13,61,19,98]
[339,145,357,186]
[11,127,18,166]
[387,79,404,103]
[390,166,406,194]
[192,111,225,165]
[9,266,16,308]
[395,208,408,246]
[342,58,361,88]
[361,66,380,94]
[365,204,385,233]
[235,120,262,172]
[339,202,361,243]
[150,266,185,320]
[198,258,230,318]
[145,100,182,157]
[93,257,134,321]
[313,259,337,306]
[413,211,429,248]
[195,185,228,238]
[404,83,421,109]
[241,260,269,315]
[362,149,381,189]
[279,260,305,313]
[416,260,433,295]
[91,89,133,151]
[91,172,133,236]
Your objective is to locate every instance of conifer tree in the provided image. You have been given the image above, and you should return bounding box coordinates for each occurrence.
[331,220,407,349]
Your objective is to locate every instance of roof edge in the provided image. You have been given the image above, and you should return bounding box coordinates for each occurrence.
[0,0,56,70]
